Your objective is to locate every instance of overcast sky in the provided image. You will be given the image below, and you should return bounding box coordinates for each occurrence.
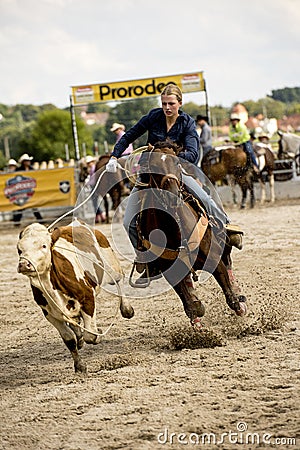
[1,0,299,109]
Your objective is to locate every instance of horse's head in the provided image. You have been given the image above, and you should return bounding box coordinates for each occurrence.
[277,131,300,159]
[142,141,183,199]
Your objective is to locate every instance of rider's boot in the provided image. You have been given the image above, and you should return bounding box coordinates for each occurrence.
[253,164,260,174]
[225,224,243,250]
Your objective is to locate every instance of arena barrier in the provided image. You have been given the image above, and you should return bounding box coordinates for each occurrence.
[0,167,78,226]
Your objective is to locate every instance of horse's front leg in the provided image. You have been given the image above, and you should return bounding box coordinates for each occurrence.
[259,178,266,204]
[172,275,205,328]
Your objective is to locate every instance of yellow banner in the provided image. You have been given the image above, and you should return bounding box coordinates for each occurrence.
[0,168,76,212]
[71,72,205,105]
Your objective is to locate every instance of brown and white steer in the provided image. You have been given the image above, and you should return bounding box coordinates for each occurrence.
[17,221,134,373]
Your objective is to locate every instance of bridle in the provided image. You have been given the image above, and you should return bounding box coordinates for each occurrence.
[145,147,183,193]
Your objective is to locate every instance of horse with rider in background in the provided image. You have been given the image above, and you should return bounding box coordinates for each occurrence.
[201,144,255,209]
[79,154,130,224]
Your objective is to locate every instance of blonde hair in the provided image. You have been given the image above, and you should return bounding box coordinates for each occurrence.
[161,83,182,103]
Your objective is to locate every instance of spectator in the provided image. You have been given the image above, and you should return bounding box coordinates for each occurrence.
[110,123,133,155]
[6,159,17,173]
[13,154,44,226]
[110,122,133,193]
[196,114,213,160]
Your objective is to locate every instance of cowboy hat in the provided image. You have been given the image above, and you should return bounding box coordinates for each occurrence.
[85,155,96,164]
[230,114,241,121]
[8,158,17,166]
[196,114,209,123]
[19,153,33,163]
[110,122,125,132]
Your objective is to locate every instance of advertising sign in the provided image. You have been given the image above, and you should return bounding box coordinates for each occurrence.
[0,168,76,212]
[71,72,205,105]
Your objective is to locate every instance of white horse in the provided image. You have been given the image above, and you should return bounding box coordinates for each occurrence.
[253,142,276,204]
[278,131,300,159]
[277,131,300,177]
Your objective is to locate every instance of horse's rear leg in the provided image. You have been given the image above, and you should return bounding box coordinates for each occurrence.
[259,178,266,204]
[213,260,247,316]
[249,179,255,208]
[221,245,244,297]
[269,173,275,203]
[240,185,247,209]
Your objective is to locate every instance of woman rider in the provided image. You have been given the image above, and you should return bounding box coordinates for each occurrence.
[106,84,243,282]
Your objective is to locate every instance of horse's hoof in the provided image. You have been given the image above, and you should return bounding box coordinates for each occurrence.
[235,302,247,316]
[120,306,135,319]
[191,317,203,330]
[75,361,87,374]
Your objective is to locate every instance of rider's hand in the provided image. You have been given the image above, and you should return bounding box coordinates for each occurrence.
[106,157,118,173]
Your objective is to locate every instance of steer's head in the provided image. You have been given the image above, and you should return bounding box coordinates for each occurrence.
[17,223,52,277]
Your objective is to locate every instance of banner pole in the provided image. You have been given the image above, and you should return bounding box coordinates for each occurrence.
[204,78,210,123]
[69,95,80,162]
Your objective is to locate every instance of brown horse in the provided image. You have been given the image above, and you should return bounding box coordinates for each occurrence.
[201,146,255,209]
[130,141,247,329]
[94,155,125,223]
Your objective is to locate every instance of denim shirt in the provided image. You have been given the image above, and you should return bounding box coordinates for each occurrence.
[111,108,200,164]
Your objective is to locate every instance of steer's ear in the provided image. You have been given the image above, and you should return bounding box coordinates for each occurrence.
[51,227,61,245]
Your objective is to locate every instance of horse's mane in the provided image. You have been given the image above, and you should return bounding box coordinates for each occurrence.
[153,139,183,155]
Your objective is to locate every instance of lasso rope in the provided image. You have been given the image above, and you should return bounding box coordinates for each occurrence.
[47,146,149,232]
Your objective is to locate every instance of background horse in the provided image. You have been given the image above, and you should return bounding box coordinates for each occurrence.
[201,145,255,209]
[133,141,247,329]
[253,143,275,204]
[277,131,300,176]
[94,155,125,223]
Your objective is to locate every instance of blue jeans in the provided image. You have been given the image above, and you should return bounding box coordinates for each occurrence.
[243,141,259,168]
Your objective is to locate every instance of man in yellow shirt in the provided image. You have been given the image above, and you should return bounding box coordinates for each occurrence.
[229,114,259,173]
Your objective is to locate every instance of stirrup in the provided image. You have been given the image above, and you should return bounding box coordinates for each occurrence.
[129,263,150,288]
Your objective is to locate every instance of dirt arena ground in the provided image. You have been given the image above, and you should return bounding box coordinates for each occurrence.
[0,199,299,450]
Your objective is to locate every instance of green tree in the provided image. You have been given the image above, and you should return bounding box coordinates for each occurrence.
[19,110,93,161]
[89,125,107,155]
[268,87,300,103]
[182,101,205,119]
[86,103,111,113]
[107,97,159,147]
[243,98,286,119]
